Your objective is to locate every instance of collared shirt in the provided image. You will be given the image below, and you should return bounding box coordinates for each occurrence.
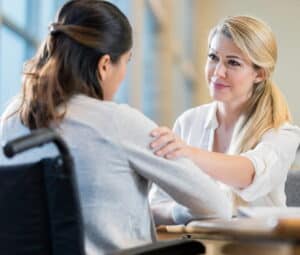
[173,102,300,213]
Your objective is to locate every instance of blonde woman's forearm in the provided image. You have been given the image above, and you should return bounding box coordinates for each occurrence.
[150,126,255,188]
[186,147,255,188]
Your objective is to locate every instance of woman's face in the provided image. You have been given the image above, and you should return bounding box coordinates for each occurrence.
[101,51,131,100]
[205,32,262,107]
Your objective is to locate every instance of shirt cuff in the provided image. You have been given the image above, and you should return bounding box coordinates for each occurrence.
[234,148,278,201]
[171,204,194,225]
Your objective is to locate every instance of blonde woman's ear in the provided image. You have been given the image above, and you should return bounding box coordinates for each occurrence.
[254,68,266,84]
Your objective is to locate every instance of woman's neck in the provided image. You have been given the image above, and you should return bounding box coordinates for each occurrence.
[216,101,245,129]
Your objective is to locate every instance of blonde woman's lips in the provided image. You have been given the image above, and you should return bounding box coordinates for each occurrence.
[212,82,230,89]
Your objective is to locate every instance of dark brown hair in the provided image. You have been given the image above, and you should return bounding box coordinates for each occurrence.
[20,0,132,129]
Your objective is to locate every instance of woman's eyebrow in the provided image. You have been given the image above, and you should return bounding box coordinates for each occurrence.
[226,55,241,59]
[226,55,247,62]
[209,47,246,61]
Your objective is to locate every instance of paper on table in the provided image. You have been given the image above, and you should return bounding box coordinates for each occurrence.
[186,217,278,234]
[237,206,300,218]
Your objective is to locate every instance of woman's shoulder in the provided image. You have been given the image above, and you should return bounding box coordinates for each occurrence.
[71,94,157,131]
[71,94,151,119]
[1,95,21,118]
[116,103,157,131]
[254,123,300,158]
[69,94,133,117]
[279,123,300,135]
[0,96,27,142]
[262,122,300,140]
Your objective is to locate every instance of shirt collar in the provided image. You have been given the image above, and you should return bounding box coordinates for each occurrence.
[204,101,219,130]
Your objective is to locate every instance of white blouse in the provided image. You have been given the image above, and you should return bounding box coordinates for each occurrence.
[151,102,300,220]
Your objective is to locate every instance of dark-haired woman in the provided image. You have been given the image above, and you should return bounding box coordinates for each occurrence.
[0,1,231,254]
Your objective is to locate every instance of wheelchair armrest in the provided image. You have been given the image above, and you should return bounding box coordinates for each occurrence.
[115,239,205,255]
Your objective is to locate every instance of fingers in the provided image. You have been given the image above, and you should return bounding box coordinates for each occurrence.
[155,138,182,157]
[150,126,171,138]
[149,126,188,159]
[150,131,176,150]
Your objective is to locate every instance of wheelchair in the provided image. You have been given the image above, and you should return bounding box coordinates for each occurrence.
[0,128,204,255]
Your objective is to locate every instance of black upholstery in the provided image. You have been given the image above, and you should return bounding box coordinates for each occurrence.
[0,129,85,255]
[285,170,300,206]
[0,160,52,254]
[116,239,205,255]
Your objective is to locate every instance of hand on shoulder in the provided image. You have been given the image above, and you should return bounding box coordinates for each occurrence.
[149,126,194,159]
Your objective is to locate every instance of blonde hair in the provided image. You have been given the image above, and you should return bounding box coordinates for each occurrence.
[208,16,292,153]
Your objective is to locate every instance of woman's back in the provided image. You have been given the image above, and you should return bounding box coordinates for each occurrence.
[1,95,156,253]
[0,95,232,254]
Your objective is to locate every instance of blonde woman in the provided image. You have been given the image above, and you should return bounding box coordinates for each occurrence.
[150,15,300,224]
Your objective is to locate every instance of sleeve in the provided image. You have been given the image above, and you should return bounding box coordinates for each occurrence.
[151,110,222,224]
[150,183,220,224]
[234,124,300,202]
[116,106,232,223]
[151,115,197,224]
[172,117,182,136]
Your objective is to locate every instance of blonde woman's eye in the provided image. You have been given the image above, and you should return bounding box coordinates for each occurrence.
[228,60,241,66]
[208,53,218,61]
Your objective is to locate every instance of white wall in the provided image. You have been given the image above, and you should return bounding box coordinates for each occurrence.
[197,0,300,125]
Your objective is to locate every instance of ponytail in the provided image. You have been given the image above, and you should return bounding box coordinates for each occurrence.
[18,0,132,129]
[237,79,291,153]
[20,32,103,129]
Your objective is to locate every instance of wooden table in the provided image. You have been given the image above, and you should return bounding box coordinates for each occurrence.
[157,218,300,255]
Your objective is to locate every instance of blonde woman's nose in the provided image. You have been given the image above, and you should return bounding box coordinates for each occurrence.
[214,62,227,78]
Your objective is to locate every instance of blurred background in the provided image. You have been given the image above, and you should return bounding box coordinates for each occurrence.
[0,0,300,128]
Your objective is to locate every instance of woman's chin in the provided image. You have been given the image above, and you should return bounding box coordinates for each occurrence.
[210,92,230,102]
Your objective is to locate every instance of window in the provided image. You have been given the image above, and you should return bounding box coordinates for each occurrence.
[0,0,66,114]
[0,27,26,111]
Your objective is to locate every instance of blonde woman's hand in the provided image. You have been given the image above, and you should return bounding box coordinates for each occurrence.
[150,126,192,159]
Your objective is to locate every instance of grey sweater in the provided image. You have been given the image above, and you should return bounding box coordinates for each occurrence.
[0,95,230,255]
